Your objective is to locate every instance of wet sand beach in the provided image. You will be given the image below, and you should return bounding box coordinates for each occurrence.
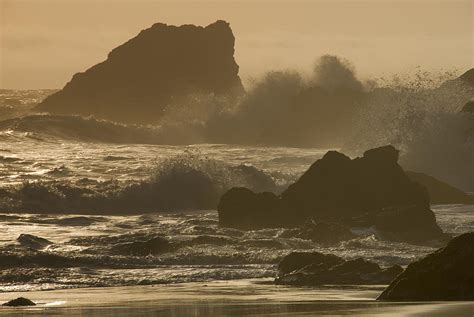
[0,279,473,316]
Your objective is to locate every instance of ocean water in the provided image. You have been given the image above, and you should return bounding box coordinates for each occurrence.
[0,90,473,294]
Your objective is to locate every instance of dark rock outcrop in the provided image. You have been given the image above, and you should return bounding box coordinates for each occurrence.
[36,20,243,124]
[2,297,36,306]
[406,171,473,204]
[276,251,403,286]
[378,232,474,301]
[281,145,427,220]
[110,236,174,256]
[277,252,344,276]
[461,100,474,114]
[459,69,474,87]
[218,188,284,229]
[374,205,443,242]
[17,234,52,249]
[218,145,443,242]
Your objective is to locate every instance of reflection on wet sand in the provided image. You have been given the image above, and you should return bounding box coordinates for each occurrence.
[0,280,473,316]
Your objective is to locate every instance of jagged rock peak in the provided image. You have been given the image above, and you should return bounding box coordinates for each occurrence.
[36,20,243,124]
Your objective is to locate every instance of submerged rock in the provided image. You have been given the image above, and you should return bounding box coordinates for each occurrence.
[277,252,344,275]
[406,171,473,204]
[110,236,174,256]
[276,251,402,286]
[17,234,52,249]
[36,20,243,124]
[2,297,36,306]
[218,145,443,242]
[378,232,474,301]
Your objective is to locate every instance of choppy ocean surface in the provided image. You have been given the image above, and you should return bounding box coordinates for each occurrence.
[0,90,473,293]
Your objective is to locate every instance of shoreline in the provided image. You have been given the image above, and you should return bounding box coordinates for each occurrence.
[0,279,472,316]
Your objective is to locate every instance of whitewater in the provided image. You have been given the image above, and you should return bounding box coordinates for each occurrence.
[0,89,472,298]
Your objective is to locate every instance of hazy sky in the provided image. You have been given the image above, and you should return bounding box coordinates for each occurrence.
[1,0,472,89]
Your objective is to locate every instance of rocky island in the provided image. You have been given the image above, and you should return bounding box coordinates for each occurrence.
[218,145,445,242]
[36,20,243,124]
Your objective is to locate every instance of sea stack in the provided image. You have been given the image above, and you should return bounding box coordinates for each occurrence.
[36,20,243,124]
[218,145,444,242]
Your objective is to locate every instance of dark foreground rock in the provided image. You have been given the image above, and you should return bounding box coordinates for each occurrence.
[378,232,474,301]
[276,252,403,286]
[406,171,473,204]
[36,20,243,124]
[2,297,36,306]
[218,145,444,242]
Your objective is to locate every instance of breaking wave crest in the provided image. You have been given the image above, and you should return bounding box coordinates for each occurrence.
[343,69,474,191]
[0,152,284,214]
[0,114,164,144]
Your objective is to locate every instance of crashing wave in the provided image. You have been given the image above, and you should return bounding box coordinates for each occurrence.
[343,69,474,191]
[0,153,283,214]
[0,114,164,144]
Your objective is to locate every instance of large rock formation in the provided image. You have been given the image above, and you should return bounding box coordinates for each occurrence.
[378,232,474,301]
[218,145,444,242]
[36,20,243,124]
[276,251,403,286]
[406,171,473,204]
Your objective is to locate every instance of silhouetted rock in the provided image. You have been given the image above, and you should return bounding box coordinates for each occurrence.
[2,297,36,306]
[459,69,474,87]
[36,21,243,124]
[280,221,355,245]
[281,145,428,220]
[277,252,344,275]
[375,205,444,243]
[378,232,474,301]
[110,236,174,256]
[218,145,443,242]
[17,234,52,249]
[218,187,284,229]
[276,251,403,286]
[461,100,474,114]
[406,171,473,204]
